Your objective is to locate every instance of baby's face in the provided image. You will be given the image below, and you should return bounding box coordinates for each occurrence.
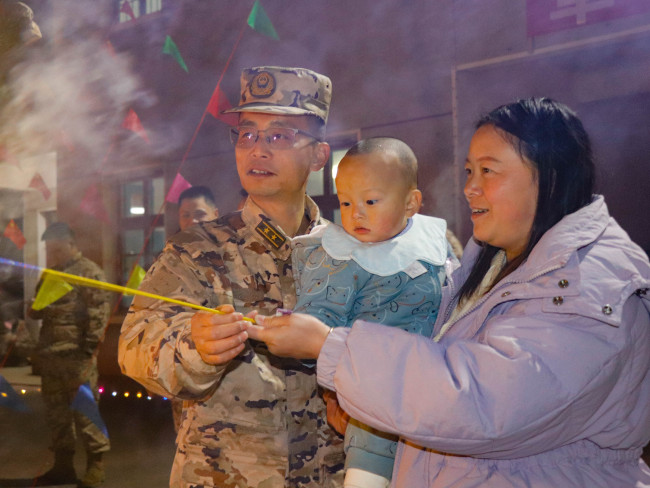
[335,153,416,243]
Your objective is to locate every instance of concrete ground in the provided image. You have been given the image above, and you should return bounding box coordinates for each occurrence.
[0,367,176,488]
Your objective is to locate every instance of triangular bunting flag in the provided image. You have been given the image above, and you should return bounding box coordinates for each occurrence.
[32,275,74,311]
[247,0,279,40]
[71,383,108,437]
[80,184,111,225]
[28,172,52,201]
[165,173,192,203]
[206,85,239,126]
[3,220,26,250]
[126,264,146,290]
[58,129,75,152]
[105,40,116,57]
[120,0,136,20]
[0,375,30,412]
[162,35,188,73]
[122,109,150,143]
[0,145,20,168]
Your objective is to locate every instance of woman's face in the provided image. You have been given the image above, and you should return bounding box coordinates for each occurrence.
[464,125,539,261]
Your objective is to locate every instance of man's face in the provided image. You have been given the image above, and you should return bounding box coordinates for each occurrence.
[234,113,329,201]
[45,239,76,268]
[178,196,218,231]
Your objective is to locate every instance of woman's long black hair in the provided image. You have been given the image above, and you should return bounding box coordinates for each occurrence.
[459,97,596,300]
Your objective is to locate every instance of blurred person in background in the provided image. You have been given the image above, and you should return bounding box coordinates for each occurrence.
[177,186,219,233]
[30,222,110,488]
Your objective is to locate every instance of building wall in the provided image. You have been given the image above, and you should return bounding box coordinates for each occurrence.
[9,0,649,281]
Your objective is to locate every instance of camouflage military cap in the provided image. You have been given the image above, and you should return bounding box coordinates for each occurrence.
[41,222,74,241]
[224,66,332,123]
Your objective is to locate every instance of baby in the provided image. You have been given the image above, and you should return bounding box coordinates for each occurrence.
[292,137,455,488]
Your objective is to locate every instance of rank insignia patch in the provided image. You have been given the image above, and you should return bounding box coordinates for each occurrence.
[255,220,286,249]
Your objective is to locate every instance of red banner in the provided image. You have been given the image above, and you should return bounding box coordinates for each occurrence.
[527,0,650,36]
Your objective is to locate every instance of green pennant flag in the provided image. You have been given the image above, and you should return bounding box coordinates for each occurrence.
[126,264,146,290]
[162,35,189,73]
[247,0,279,40]
[32,275,74,311]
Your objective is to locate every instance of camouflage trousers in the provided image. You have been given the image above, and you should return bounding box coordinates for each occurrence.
[39,354,110,454]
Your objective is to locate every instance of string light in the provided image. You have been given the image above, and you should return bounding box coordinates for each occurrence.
[1,383,170,402]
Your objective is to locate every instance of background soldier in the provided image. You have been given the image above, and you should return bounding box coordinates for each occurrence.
[177,185,219,233]
[119,66,345,487]
[30,222,110,488]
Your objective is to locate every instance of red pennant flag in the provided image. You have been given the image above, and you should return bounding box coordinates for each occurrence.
[206,85,239,126]
[120,0,136,20]
[105,40,116,58]
[28,172,52,201]
[165,173,192,203]
[58,130,75,152]
[0,145,20,168]
[122,109,150,143]
[80,184,111,225]
[3,220,27,250]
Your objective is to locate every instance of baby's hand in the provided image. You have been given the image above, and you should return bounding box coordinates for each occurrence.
[247,313,330,359]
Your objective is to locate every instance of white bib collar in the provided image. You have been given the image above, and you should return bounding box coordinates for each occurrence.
[320,213,448,276]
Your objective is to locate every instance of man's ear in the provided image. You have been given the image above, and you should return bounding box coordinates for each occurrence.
[405,189,422,217]
[310,142,330,172]
[214,208,219,219]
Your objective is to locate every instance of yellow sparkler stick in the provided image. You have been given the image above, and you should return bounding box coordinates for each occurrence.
[40,267,255,322]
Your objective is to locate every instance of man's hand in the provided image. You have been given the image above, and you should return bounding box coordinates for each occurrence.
[323,389,349,435]
[247,313,330,359]
[191,304,250,365]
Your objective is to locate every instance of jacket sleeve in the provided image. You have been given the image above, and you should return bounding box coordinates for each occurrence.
[318,292,650,459]
[79,267,111,354]
[293,246,358,328]
[118,244,228,400]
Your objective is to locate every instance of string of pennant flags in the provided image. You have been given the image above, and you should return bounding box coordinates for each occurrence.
[1,0,280,275]
[0,1,278,403]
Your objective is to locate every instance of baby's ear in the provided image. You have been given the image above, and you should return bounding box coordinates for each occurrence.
[405,189,422,217]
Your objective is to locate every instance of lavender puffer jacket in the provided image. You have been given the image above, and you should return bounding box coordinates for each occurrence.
[318,196,650,487]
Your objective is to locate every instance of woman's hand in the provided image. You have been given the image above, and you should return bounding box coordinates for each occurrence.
[191,304,250,365]
[247,312,330,359]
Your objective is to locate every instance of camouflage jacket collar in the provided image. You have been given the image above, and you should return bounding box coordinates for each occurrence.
[240,196,322,259]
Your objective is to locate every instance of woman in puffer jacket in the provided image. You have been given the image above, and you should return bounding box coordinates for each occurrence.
[247,97,650,487]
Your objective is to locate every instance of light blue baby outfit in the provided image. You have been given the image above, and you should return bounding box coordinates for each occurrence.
[292,213,454,479]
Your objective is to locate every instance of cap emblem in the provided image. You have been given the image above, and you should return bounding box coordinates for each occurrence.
[250,71,276,99]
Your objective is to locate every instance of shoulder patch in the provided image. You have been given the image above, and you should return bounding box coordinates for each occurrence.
[255,220,286,249]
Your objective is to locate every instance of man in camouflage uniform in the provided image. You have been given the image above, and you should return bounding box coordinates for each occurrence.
[30,222,110,487]
[119,66,345,488]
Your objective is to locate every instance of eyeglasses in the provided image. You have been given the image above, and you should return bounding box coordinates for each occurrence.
[230,126,320,149]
